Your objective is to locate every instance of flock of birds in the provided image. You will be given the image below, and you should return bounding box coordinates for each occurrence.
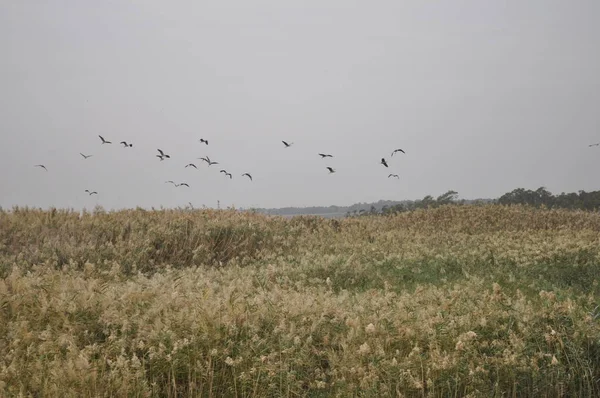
[32,136,600,199]
[33,135,410,197]
[31,136,600,202]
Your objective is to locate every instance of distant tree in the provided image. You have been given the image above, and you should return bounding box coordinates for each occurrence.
[421,195,435,209]
[535,187,553,207]
[498,187,600,211]
[436,190,459,205]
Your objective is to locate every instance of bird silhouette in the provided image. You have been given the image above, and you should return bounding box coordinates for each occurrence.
[199,156,218,166]
[185,163,197,169]
[388,174,399,179]
[319,153,333,158]
[80,153,93,159]
[120,141,133,147]
[157,149,170,159]
[200,156,218,166]
[282,140,293,148]
[381,158,389,167]
[85,190,98,195]
[391,149,405,156]
[176,183,190,188]
[199,138,208,145]
[34,164,47,171]
[326,167,336,174]
[99,135,112,144]
[220,170,233,179]
[589,143,600,147]
[242,173,253,181]
[165,180,176,185]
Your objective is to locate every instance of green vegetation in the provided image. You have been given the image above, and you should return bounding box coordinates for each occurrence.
[498,187,600,210]
[1,205,600,396]
[346,187,600,217]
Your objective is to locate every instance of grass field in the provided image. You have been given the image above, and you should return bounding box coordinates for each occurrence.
[1,205,600,397]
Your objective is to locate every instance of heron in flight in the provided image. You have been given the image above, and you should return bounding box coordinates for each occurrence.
[157,149,170,159]
[199,156,218,166]
[99,135,112,144]
[220,170,233,179]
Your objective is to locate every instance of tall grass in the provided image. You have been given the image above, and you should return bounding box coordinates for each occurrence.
[1,205,600,396]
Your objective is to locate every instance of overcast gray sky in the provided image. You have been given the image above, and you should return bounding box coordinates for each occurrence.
[1,1,599,210]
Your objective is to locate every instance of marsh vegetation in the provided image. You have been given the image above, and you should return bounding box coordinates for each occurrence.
[1,205,599,396]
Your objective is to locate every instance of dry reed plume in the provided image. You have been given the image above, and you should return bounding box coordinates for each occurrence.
[1,205,600,397]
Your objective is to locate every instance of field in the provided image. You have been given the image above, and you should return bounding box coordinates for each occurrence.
[1,205,600,397]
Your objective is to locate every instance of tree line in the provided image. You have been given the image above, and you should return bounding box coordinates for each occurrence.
[347,187,600,217]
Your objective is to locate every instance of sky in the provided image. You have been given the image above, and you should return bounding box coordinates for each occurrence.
[1,1,599,210]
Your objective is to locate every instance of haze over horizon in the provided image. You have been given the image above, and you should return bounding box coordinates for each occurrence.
[1,1,599,210]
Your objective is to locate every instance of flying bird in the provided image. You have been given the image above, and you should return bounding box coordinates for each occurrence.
[199,138,208,145]
[282,140,293,148]
[80,153,93,159]
[176,183,190,188]
[220,170,233,179]
[318,153,333,158]
[120,141,133,147]
[388,174,399,179]
[381,158,389,168]
[242,173,253,181]
[85,190,98,195]
[34,164,47,171]
[326,167,335,174]
[199,156,218,166]
[391,149,405,156]
[589,143,600,147]
[157,149,170,159]
[185,163,197,169]
[165,180,176,185]
[98,135,112,144]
